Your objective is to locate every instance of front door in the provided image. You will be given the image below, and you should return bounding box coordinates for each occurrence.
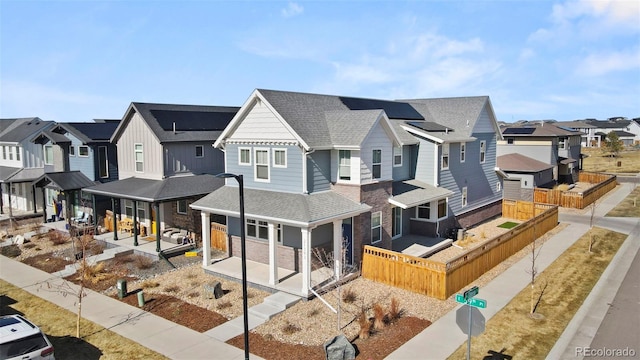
[342,218,353,266]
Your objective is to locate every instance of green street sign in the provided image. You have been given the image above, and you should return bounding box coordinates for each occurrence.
[455,294,466,304]
[468,297,487,309]
[464,286,479,300]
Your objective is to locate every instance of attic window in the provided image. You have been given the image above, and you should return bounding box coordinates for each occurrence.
[441,144,449,170]
[195,145,204,158]
[69,145,75,156]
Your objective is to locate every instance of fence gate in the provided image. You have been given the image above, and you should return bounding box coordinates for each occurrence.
[210,223,227,251]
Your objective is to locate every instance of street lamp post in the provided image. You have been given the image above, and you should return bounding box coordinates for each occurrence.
[216,173,249,360]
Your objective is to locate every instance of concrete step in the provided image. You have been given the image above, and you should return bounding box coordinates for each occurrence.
[248,302,284,321]
[204,314,265,342]
[263,291,301,310]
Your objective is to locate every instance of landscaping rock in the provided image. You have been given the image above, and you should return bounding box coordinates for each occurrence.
[324,334,355,360]
[204,281,224,299]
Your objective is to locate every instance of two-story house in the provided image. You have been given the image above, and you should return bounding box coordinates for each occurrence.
[191,89,503,298]
[497,121,583,185]
[31,119,120,224]
[83,102,238,251]
[0,117,55,218]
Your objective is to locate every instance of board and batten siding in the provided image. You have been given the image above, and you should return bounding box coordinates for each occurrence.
[414,138,437,186]
[68,133,96,180]
[117,112,164,180]
[20,141,46,168]
[360,122,394,183]
[307,150,331,193]
[229,99,298,142]
[163,142,224,177]
[225,143,303,193]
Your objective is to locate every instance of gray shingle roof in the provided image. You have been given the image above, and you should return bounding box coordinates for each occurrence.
[325,110,384,147]
[389,180,454,209]
[404,96,490,138]
[31,129,71,145]
[38,171,96,191]
[113,103,240,144]
[0,166,21,182]
[191,186,371,227]
[0,118,54,143]
[6,168,45,182]
[83,174,224,202]
[501,122,582,137]
[57,120,120,144]
[497,153,554,172]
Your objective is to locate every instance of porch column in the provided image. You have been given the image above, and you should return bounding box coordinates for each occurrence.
[268,223,278,285]
[301,228,311,295]
[31,184,37,214]
[91,195,97,234]
[154,202,161,252]
[40,186,47,222]
[133,201,138,246]
[0,183,4,214]
[333,220,342,281]
[201,212,211,267]
[112,198,118,240]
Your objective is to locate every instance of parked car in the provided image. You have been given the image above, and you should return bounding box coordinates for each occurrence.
[0,315,55,360]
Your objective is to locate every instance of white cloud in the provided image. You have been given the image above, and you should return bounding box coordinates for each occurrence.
[519,48,536,62]
[281,2,303,18]
[575,48,640,76]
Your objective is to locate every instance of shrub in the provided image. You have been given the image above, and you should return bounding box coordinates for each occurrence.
[388,297,403,322]
[357,310,372,340]
[48,231,68,245]
[23,243,37,249]
[0,244,21,258]
[342,287,357,303]
[187,292,199,299]
[281,321,301,335]
[373,303,386,330]
[164,285,180,293]
[134,255,154,270]
[308,308,321,317]
[140,279,160,289]
[216,300,232,310]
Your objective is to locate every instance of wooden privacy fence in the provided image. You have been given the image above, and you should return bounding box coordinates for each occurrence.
[362,202,559,300]
[534,172,616,209]
[502,200,555,220]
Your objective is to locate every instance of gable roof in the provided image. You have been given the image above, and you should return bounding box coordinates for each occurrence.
[585,119,631,129]
[31,129,71,145]
[112,103,240,144]
[55,120,120,144]
[37,171,96,191]
[501,122,582,137]
[0,118,54,143]
[497,153,554,172]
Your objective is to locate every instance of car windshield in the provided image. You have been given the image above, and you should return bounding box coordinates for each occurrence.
[0,333,48,358]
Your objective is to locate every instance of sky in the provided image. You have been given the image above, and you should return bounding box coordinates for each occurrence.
[1,0,639,123]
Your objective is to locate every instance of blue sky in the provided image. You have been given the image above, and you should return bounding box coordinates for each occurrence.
[1,0,639,123]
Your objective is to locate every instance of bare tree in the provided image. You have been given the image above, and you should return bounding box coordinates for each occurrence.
[527,203,545,315]
[588,199,598,253]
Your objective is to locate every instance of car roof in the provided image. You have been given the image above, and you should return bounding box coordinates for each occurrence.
[0,315,41,344]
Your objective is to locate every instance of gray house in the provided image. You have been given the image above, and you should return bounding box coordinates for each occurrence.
[83,102,238,251]
[497,153,554,201]
[191,89,503,297]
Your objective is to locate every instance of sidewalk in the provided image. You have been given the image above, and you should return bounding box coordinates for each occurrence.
[0,257,264,360]
[387,183,639,360]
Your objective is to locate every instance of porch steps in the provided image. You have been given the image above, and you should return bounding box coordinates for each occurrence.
[204,292,302,342]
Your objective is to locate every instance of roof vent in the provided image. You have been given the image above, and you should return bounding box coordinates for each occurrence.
[173,122,176,134]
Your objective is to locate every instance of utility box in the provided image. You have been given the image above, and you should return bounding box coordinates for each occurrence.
[117,279,127,299]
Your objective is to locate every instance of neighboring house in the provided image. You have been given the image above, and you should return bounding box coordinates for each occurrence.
[31,119,120,223]
[0,117,55,217]
[83,102,239,250]
[609,130,636,147]
[498,121,583,185]
[496,153,555,201]
[554,120,599,147]
[191,89,503,297]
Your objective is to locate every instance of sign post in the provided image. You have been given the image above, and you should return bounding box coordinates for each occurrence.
[455,286,488,360]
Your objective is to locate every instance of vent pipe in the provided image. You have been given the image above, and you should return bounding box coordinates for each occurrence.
[173,122,176,133]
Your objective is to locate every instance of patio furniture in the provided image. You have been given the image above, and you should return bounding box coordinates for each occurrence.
[119,218,134,235]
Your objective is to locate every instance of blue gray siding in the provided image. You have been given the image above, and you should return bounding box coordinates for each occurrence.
[307,150,331,193]
[68,134,96,180]
[163,142,224,177]
[225,143,303,193]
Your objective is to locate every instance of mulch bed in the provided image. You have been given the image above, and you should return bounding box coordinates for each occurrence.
[227,316,431,360]
[22,253,74,273]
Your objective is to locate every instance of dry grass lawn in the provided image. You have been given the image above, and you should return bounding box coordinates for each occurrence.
[606,186,640,217]
[582,147,640,173]
[447,227,627,360]
[0,279,167,360]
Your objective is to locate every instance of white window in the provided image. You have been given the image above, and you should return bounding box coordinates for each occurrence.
[273,149,286,168]
[78,146,89,157]
[177,199,187,214]
[479,141,486,164]
[372,149,382,179]
[460,142,466,163]
[371,212,382,243]
[1,146,5,160]
[417,203,431,220]
[441,144,449,170]
[137,201,146,221]
[507,138,514,145]
[134,144,144,172]
[392,207,402,237]
[44,145,54,165]
[338,150,351,181]
[496,181,502,192]
[276,224,283,243]
[69,145,75,156]
[247,219,268,240]
[255,149,269,181]
[124,200,133,218]
[437,199,447,219]
[462,187,468,207]
[98,146,108,178]
[393,147,403,167]
[195,145,204,158]
[239,147,251,165]
[8,147,12,160]
[15,146,20,161]
[558,138,567,150]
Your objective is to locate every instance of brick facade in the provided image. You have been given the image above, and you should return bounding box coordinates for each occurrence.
[169,196,204,242]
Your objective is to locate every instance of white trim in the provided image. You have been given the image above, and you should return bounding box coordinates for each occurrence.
[462,186,468,207]
[195,145,204,158]
[480,140,486,164]
[254,148,270,182]
[177,199,188,214]
[238,147,251,166]
[372,148,382,180]
[460,142,466,163]
[441,143,450,170]
[371,211,382,244]
[393,146,403,167]
[78,145,89,157]
[43,145,53,165]
[273,148,287,168]
[392,207,402,239]
[69,145,75,157]
[337,149,351,182]
[98,146,109,178]
[134,143,144,173]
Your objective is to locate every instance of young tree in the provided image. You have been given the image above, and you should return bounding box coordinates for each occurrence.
[527,203,545,315]
[604,132,624,157]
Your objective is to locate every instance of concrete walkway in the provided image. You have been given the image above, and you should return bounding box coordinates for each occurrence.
[387,182,640,360]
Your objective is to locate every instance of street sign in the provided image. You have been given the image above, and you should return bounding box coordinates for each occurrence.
[468,297,487,309]
[463,286,479,300]
[456,305,486,336]
[456,294,466,304]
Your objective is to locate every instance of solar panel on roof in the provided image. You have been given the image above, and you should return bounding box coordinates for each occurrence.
[151,110,236,131]
[502,127,536,135]
[558,126,577,132]
[339,97,424,120]
[406,121,452,132]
